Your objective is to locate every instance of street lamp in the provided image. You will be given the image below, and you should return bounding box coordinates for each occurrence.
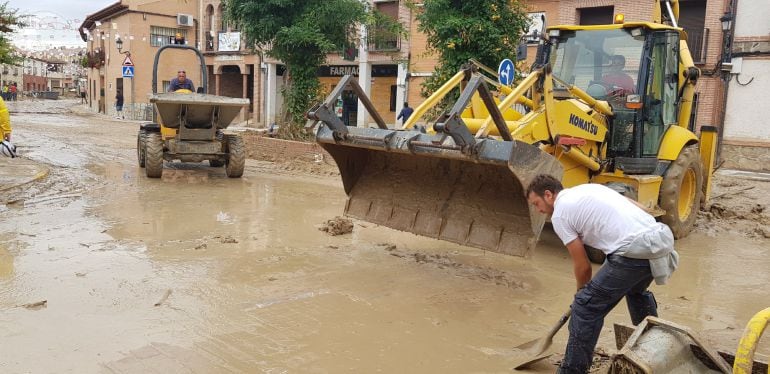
[115,37,130,56]
[720,13,733,32]
[720,12,734,63]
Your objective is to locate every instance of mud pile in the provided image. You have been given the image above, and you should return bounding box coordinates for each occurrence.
[695,174,770,239]
[318,216,354,235]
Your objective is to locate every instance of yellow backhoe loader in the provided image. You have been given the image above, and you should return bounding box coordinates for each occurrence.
[306,0,717,260]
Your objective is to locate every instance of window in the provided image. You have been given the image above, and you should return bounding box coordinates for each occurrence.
[369,1,400,51]
[578,6,614,26]
[390,85,396,112]
[205,4,215,51]
[679,0,707,64]
[641,31,680,157]
[150,26,187,47]
[550,29,644,95]
[219,4,229,31]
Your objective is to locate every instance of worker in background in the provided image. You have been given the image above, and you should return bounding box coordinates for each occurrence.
[167,70,195,92]
[174,33,186,45]
[396,102,414,126]
[115,89,124,119]
[526,174,678,374]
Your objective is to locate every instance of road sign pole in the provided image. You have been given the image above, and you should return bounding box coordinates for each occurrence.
[131,77,135,120]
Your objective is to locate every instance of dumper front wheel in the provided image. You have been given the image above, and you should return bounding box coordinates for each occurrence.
[136,130,146,168]
[225,134,245,178]
[145,133,164,178]
[659,146,703,238]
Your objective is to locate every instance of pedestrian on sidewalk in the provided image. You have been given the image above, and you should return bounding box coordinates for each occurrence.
[1,85,7,101]
[396,102,414,126]
[115,89,124,119]
[526,174,678,374]
[10,83,17,101]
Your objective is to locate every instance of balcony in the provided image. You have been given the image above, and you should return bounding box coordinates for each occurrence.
[685,27,709,65]
[368,28,400,52]
[86,50,106,69]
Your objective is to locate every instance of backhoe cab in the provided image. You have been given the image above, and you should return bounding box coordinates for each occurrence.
[307,1,717,260]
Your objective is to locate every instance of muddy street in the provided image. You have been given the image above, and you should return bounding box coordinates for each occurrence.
[1,99,769,373]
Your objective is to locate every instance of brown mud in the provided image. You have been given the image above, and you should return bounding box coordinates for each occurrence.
[0,100,768,373]
[318,216,354,236]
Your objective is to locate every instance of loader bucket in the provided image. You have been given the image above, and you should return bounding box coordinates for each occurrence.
[308,72,562,257]
[315,126,562,257]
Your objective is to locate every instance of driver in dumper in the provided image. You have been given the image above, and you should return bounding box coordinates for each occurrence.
[168,70,195,92]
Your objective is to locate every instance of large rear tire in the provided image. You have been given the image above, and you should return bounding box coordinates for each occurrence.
[659,146,703,238]
[225,134,245,178]
[136,130,146,168]
[145,133,164,178]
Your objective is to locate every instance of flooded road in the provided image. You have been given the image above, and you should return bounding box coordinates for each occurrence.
[1,100,768,373]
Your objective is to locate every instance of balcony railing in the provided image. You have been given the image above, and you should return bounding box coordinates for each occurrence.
[368,28,401,52]
[685,27,709,64]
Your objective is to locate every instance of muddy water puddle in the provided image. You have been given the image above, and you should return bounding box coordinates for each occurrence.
[2,157,769,372]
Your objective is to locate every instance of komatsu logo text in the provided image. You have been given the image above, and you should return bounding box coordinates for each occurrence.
[569,114,599,135]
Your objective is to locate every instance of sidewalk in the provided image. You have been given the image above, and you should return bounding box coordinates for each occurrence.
[0,157,49,192]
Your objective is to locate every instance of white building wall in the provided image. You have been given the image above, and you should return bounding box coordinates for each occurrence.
[723,59,770,141]
[733,0,770,37]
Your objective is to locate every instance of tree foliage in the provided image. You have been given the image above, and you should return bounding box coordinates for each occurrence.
[416,0,529,98]
[0,2,24,65]
[225,0,402,139]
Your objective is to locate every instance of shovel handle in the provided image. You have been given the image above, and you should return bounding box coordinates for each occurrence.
[546,308,572,338]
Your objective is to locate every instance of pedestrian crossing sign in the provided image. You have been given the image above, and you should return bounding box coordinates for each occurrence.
[122,66,134,78]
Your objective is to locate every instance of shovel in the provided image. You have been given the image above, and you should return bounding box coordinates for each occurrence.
[512,308,572,370]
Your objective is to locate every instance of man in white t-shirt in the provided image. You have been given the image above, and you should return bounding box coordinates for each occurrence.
[526,174,678,374]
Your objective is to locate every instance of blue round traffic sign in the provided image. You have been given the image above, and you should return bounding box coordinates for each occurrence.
[498,59,515,86]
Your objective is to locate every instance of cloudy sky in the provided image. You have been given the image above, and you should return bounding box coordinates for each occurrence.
[8,0,115,20]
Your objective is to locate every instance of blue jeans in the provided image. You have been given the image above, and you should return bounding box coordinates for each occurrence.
[558,254,657,374]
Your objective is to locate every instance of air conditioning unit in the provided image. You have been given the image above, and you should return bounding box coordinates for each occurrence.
[177,14,194,27]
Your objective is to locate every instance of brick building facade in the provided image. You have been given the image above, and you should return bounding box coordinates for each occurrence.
[78,0,765,173]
